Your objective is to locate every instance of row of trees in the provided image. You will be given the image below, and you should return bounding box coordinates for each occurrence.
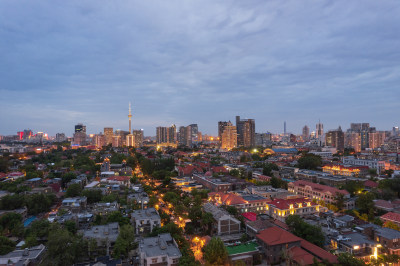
[0,193,55,215]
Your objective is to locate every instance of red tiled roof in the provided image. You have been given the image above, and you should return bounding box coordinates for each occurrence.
[241,212,257,221]
[257,226,301,246]
[107,176,130,182]
[374,200,394,210]
[289,246,317,265]
[291,180,349,195]
[177,165,203,175]
[300,240,338,264]
[381,212,400,223]
[0,173,7,178]
[272,220,290,230]
[269,197,316,210]
[364,180,378,188]
[7,172,25,177]
[221,193,246,205]
[211,166,228,173]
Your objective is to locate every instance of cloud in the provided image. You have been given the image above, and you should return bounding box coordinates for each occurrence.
[0,0,399,136]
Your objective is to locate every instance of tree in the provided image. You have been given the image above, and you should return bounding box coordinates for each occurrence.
[334,193,345,211]
[337,253,365,266]
[225,206,238,216]
[343,181,364,196]
[44,227,85,266]
[26,219,51,239]
[82,189,102,204]
[0,236,15,255]
[64,220,78,234]
[66,183,82,197]
[106,211,130,226]
[296,153,322,170]
[0,212,23,237]
[113,224,136,258]
[203,237,228,265]
[62,172,77,188]
[383,221,400,231]
[356,192,375,220]
[201,212,214,235]
[286,215,325,247]
[262,163,279,176]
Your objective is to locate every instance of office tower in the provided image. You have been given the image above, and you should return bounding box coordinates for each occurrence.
[290,134,297,143]
[115,130,129,147]
[112,135,121,147]
[236,116,255,147]
[178,125,192,147]
[55,133,66,142]
[316,121,324,138]
[104,127,114,145]
[132,130,144,147]
[325,126,344,152]
[255,133,272,147]
[284,121,286,135]
[75,123,86,133]
[218,121,231,141]
[302,125,310,141]
[221,123,237,150]
[73,123,86,146]
[189,124,198,142]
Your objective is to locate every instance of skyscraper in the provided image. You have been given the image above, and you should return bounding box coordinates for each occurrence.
[218,121,231,142]
[284,121,287,135]
[236,116,255,147]
[132,129,144,147]
[104,127,114,145]
[73,123,86,146]
[221,122,237,150]
[178,125,192,147]
[325,126,344,152]
[302,125,310,141]
[189,124,198,143]
[316,121,324,139]
[156,125,177,145]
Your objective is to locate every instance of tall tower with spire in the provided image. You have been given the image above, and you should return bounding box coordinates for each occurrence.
[128,102,132,134]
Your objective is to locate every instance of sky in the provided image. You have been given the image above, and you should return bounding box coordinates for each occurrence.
[0,1,399,137]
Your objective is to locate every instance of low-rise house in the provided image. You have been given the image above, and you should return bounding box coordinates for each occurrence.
[333,215,355,228]
[266,197,320,222]
[25,177,43,188]
[203,202,240,236]
[380,212,400,228]
[245,185,291,199]
[82,222,119,255]
[257,226,337,265]
[138,233,181,266]
[193,174,232,193]
[105,176,131,187]
[128,192,149,209]
[61,196,87,212]
[332,233,377,260]
[90,202,120,215]
[0,244,46,265]
[226,242,262,266]
[131,208,161,235]
[361,224,400,256]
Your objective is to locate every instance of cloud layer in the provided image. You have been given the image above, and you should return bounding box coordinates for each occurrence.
[1,0,399,136]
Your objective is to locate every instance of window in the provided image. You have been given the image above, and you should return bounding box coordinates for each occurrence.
[152,258,157,263]
[162,257,167,262]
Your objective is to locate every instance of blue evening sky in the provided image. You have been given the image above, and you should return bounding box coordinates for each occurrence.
[0,1,399,136]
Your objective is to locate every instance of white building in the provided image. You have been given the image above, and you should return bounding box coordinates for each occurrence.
[139,233,181,266]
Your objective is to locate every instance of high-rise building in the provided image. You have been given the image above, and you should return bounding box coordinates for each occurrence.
[132,130,144,147]
[218,121,231,142]
[255,133,272,147]
[221,122,237,150]
[73,123,86,146]
[284,121,287,135]
[345,132,362,153]
[128,102,132,134]
[75,123,86,133]
[392,127,399,137]
[23,129,33,139]
[325,127,344,152]
[302,125,310,141]
[316,121,324,139]
[104,127,114,145]
[236,116,255,147]
[369,131,386,150]
[156,125,177,145]
[189,124,198,143]
[178,125,192,147]
[55,133,66,142]
[94,134,105,148]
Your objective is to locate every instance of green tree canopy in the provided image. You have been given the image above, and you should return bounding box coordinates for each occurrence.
[66,183,82,197]
[286,215,325,247]
[203,237,228,266]
[0,236,15,255]
[296,153,322,170]
[113,224,136,258]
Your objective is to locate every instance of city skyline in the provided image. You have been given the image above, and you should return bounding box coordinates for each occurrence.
[1,1,400,136]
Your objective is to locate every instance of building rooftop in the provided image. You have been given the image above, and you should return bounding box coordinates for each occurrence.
[257,226,301,246]
[131,208,160,221]
[82,222,119,242]
[0,244,46,265]
[139,233,181,258]
[291,180,349,195]
[226,242,259,255]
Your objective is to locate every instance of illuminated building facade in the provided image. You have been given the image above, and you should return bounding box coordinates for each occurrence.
[73,123,86,146]
[368,131,386,150]
[322,164,369,177]
[178,125,192,147]
[104,127,114,145]
[267,197,320,222]
[221,123,237,150]
[325,127,344,152]
[236,116,255,147]
[345,132,362,153]
[218,121,231,142]
[156,125,177,146]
